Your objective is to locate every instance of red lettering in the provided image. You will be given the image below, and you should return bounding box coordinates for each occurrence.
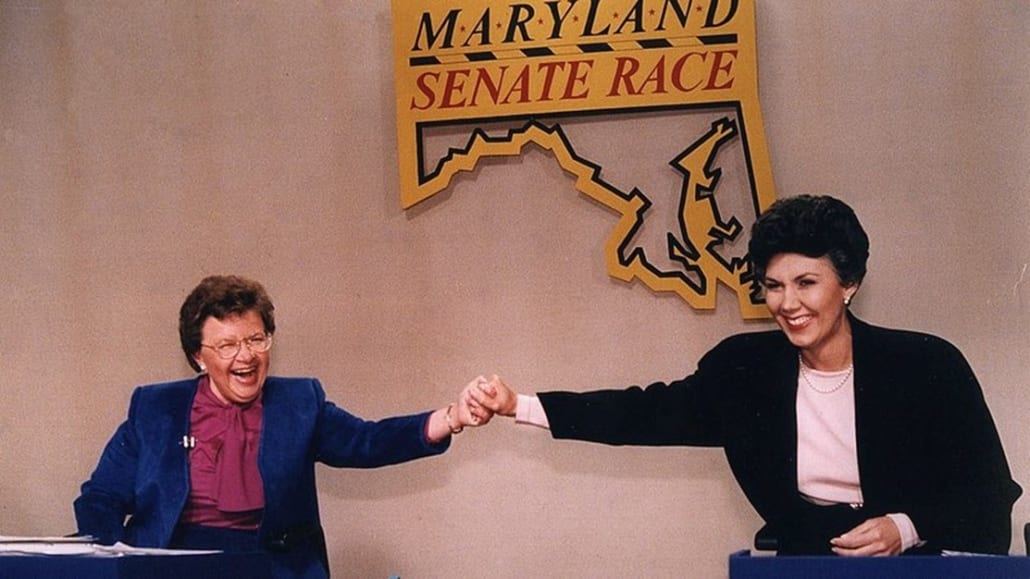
[607,57,641,96]
[671,52,705,92]
[502,66,532,104]
[410,71,439,110]
[470,66,506,106]
[408,59,595,110]
[705,49,736,90]
[563,60,591,99]
[638,55,667,95]
[440,69,471,108]
[537,61,563,101]
[608,50,737,97]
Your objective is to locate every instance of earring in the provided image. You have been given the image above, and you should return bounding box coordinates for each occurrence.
[843,295,852,306]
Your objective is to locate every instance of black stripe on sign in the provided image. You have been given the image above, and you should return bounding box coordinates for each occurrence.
[465,51,497,62]
[699,34,737,45]
[522,47,555,57]
[409,56,441,66]
[578,42,613,53]
[638,39,673,49]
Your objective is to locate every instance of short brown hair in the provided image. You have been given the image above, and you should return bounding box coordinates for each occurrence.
[178,275,276,371]
[748,195,869,287]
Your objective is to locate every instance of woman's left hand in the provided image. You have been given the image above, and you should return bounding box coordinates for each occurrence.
[427,376,496,443]
[458,375,494,427]
[830,516,902,556]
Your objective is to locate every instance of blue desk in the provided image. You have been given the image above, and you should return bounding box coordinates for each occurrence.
[729,549,1030,578]
[0,551,273,578]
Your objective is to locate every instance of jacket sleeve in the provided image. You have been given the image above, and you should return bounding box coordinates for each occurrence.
[310,380,450,468]
[73,388,143,545]
[538,338,744,447]
[898,340,1021,554]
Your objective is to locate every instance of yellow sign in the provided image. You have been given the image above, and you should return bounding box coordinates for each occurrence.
[392,0,776,318]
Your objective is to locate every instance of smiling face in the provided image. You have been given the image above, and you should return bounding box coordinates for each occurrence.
[763,252,858,368]
[193,309,270,405]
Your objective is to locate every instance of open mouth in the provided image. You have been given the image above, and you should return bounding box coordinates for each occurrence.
[784,315,813,328]
[231,367,258,380]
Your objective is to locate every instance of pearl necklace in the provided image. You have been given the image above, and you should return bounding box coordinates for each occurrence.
[798,355,854,394]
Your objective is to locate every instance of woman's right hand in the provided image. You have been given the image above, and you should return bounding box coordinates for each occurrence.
[468,374,518,417]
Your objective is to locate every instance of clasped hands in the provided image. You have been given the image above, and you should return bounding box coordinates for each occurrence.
[451,374,515,429]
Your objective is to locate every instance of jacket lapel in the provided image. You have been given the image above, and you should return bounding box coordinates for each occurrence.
[770,346,802,498]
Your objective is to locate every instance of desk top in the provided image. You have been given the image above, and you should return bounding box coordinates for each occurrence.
[0,551,273,579]
[729,549,1030,579]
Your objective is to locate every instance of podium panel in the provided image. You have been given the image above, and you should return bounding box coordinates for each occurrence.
[729,549,1030,579]
[0,551,273,579]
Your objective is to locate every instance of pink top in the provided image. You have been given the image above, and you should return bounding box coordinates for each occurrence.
[179,376,264,530]
[795,364,862,506]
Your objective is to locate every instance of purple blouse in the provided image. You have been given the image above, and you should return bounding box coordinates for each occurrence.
[178,376,264,529]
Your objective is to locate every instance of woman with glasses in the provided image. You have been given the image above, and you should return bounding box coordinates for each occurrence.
[74,275,487,578]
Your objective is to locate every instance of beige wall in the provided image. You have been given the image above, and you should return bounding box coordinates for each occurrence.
[1,1,1027,577]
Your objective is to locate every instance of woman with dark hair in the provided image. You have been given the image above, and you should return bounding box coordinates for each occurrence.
[75,275,489,578]
[470,195,1021,556]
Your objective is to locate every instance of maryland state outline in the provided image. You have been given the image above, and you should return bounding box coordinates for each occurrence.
[392,0,776,319]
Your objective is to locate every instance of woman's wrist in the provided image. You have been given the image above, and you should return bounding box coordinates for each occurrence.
[445,403,463,434]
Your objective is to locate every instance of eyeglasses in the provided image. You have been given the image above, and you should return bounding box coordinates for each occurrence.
[201,334,273,359]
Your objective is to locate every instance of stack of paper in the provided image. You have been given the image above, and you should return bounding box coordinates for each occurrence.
[0,536,220,556]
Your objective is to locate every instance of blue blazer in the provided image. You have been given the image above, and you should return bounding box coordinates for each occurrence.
[74,376,449,577]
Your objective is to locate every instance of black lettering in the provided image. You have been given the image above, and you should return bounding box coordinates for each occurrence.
[544,0,578,40]
[504,4,535,43]
[655,0,695,32]
[411,9,460,51]
[614,0,647,34]
[582,0,611,36]
[704,0,739,28]
[463,8,491,47]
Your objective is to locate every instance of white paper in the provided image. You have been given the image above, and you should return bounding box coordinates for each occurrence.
[0,535,94,543]
[0,536,220,557]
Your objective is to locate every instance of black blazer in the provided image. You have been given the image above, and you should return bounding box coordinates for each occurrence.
[538,315,1021,554]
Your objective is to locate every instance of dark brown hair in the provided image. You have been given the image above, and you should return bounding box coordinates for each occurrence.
[748,195,870,287]
[178,275,276,371]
